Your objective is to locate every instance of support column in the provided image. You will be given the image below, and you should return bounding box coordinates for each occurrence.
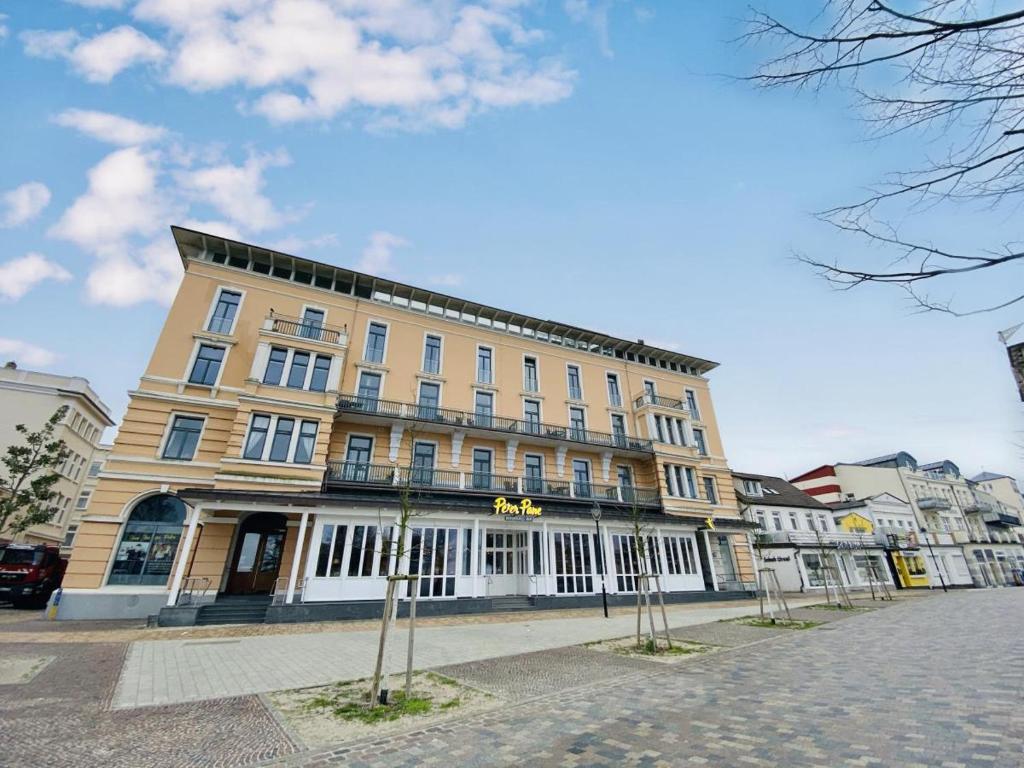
[286,509,310,603]
[701,529,719,592]
[471,518,481,597]
[167,503,202,607]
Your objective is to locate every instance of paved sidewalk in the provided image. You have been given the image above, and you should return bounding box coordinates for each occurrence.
[113,597,822,708]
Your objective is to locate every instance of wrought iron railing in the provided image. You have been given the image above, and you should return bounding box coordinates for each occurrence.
[633,393,689,412]
[267,313,347,345]
[324,461,659,505]
[175,576,211,606]
[336,395,654,452]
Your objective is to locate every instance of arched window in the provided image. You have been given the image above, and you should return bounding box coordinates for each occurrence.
[108,494,187,586]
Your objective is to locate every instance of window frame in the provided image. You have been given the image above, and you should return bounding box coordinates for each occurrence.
[476,345,494,384]
[566,363,584,400]
[522,355,539,392]
[309,354,333,392]
[241,413,317,464]
[159,413,207,462]
[186,341,228,387]
[203,286,245,336]
[685,388,701,420]
[422,333,444,375]
[605,372,622,407]
[362,319,390,364]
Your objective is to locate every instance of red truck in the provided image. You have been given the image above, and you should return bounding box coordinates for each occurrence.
[0,544,67,609]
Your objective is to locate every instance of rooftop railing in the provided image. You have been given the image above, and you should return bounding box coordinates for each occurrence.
[323,461,660,505]
[336,395,655,453]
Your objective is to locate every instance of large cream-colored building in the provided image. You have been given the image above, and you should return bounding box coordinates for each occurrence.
[0,363,114,547]
[59,226,754,622]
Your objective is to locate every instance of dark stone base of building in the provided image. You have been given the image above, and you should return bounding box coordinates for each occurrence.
[157,589,755,627]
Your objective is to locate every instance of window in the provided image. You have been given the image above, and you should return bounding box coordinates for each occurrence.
[309,355,332,392]
[617,465,634,501]
[63,525,78,548]
[788,511,799,529]
[207,289,241,334]
[412,442,436,484]
[524,454,543,493]
[163,415,204,460]
[644,380,656,398]
[357,371,382,403]
[75,490,91,510]
[611,414,627,446]
[523,357,538,392]
[364,321,387,362]
[189,344,225,386]
[300,308,326,340]
[286,351,310,388]
[606,374,622,406]
[423,335,442,374]
[294,420,318,464]
[269,418,295,462]
[523,399,541,433]
[343,436,373,479]
[685,389,700,419]
[654,415,667,443]
[474,391,494,427]
[742,479,762,497]
[772,511,783,531]
[88,461,102,478]
[108,494,187,586]
[243,414,271,459]
[572,459,592,498]
[264,347,288,385]
[693,428,707,456]
[472,448,492,489]
[567,365,582,399]
[703,477,718,504]
[477,346,493,384]
[418,382,441,418]
[569,407,586,440]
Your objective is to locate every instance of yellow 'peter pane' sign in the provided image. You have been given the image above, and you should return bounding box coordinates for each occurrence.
[492,497,542,517]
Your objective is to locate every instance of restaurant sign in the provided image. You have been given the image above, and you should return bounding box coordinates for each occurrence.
[492,497,543,517]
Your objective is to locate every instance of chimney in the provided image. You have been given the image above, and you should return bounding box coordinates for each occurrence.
[4,361,16,369]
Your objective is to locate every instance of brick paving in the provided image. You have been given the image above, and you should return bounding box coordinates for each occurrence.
[270,589,1024,767]
[0,641,297,767]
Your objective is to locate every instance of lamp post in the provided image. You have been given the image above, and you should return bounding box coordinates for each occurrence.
[919,526,948,592]
[591,502,609,618]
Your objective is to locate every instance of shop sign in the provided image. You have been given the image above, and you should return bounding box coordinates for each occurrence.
[763,556,791,562]
[492,497,542,517]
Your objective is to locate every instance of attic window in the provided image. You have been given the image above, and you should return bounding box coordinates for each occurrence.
[742,480,763,497]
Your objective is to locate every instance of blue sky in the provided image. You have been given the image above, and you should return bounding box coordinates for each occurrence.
[0,1,1020,481]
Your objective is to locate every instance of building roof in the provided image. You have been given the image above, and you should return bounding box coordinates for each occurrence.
[170,226,719,376]
[732,472,830,510]
[827,499,867,511]
[971,471,1010,483]
[853,451,918,469]
[0,365,114,425]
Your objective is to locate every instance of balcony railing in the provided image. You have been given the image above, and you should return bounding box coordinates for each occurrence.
[324,461,660,505]
[759,530,876,547]
[916,496,951,511]
[633,393,689,412]
[982,509,1023,527]
[265,313,348,345]
[336,395,655,453]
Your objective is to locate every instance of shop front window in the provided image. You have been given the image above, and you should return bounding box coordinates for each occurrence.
[108,494,187,586]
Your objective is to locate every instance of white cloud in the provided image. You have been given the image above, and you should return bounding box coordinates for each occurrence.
[356,231,409,276]
[84,239,182,306]
[0,338,59,368]
[0,14,8,40]
[53,108,166,146]
[22,0,578,130]
[0,253,73,301]
[176,149,293,232]
[565,0,613,58]
[22,25,165,83]
[268,233,338,253]
[1,182,51,228]
[65,0,130,8]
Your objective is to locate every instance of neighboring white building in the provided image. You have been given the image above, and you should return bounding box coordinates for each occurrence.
[0,362,114,547]
[734,472,893,594]
[62,443,112,554]
[961,478,1024,586]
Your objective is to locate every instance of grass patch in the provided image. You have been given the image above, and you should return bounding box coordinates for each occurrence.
[306,689,433,724]
[615,638,712,657]
[805,603,868,611]
[732,617,822,630]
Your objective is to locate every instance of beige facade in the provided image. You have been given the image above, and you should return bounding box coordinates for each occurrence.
[0,363,114,547]
[60,227,752,622]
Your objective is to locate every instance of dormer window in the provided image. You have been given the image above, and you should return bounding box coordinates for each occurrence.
[742,479,763,497]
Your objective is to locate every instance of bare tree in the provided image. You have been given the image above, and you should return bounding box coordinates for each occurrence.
[745,1,1024,316]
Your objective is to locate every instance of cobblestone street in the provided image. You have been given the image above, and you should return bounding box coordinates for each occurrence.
[1,589,1022,767]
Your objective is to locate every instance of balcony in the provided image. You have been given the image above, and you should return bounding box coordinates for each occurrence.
[336,395,655,453]
[758,530,876,547]
[263,313,348,346]
[982,509,1023,527]
[633,393,690,413]
[323,461,661,506]
[916,496,951,511]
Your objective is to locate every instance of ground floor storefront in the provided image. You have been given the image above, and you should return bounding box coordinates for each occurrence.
[55,489,758,623]
[755,544,895,594]
[963,543,1024,587]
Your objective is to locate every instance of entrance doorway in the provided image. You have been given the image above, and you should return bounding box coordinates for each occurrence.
[484,530,528,596]
[226,513,288,594]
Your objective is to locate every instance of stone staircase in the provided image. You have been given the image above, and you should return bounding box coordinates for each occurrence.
[195,595,272,626]
[489,596,533,612]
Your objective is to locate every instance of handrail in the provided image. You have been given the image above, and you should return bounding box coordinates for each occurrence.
[267,313,347,345]
[176,576,211,606]
[337,395,654,452]
[633,393,689,412]
[324,461,660,505]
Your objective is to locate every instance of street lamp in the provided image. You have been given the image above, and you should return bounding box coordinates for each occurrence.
[591,502,609,618]
[919,526,948,593]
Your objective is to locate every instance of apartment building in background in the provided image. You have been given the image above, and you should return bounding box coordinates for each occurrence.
[791,453,1024,588]
[62,443,112,554]
[0,363,114,547]
[58,226,754,622]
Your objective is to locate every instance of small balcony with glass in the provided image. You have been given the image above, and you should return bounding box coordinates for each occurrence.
[915,496,951,511]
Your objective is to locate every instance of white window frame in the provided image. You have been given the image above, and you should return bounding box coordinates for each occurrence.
[566,363,584,400]
[241,413,317,464]
[356,368,386,399]
[567,404,587,436]
[362,318,391,364]
[605,371,622,407]
[344,433,377,463]
[610,412,628,438]
[522,397,543,430]
[476,344,495,384]
[685,388,701,419]
[416,379,444,411]
[76,490,92,511]
[422,332,444,375]
[522,354,540,392]
[203,285,247,336]
[156,411,209,462]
